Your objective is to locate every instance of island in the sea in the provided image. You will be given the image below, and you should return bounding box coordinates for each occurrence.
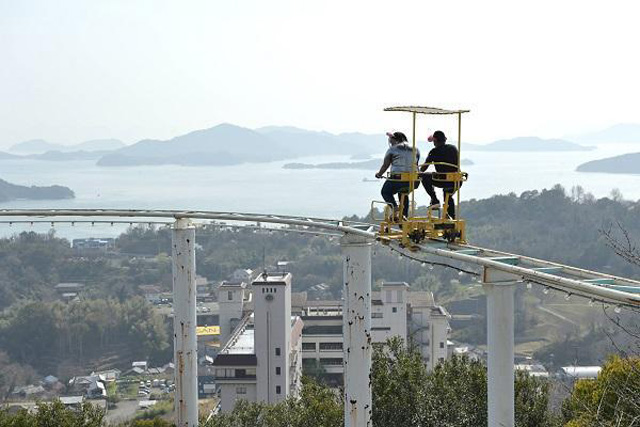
[0,179,75,203]
[576,152,640,174]
[283,158,474,170]
[466,136,594,152]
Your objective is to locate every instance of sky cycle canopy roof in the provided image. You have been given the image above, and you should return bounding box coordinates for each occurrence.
[384,106,470,115]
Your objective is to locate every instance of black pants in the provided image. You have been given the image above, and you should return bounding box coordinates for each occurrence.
[421,174,459,219]
[381,180,420,218]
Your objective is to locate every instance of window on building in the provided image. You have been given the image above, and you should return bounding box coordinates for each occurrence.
[236,386,247,395]
[276,385,281,394]
[396,289,403,302]
[440,342,444,349]
[227,291,233,301]
[275,347,281,356]
[320,358,343,366]
[319,342,342,351]
[386,290,393,303]
[392,307,397,313]
[372,313,383,318]
[276,366,281,375]
[302,342,316,352]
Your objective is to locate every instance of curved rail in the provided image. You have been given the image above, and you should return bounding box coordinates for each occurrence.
[1,209,639,307]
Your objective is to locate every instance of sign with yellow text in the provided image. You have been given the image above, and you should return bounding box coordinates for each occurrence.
[196,326,220,336]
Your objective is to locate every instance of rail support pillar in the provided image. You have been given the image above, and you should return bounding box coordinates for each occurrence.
[483,267,517,427]
[172,218,198,426]
[341,233,373,427]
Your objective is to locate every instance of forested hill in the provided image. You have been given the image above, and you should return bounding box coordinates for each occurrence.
[0,178,74,202]
[457,186,639,277]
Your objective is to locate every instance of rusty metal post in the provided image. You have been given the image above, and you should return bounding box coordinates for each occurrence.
[341,233,372,427]
[172,218,198,426]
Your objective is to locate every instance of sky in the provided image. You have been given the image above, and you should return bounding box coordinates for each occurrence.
[1,0,640,148]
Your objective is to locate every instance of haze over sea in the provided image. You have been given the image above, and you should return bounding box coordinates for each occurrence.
[1,142,639,239]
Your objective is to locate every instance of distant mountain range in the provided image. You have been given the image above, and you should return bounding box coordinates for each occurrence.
[96,124,382,167]
[9,138,125,154]
[283,158,474,170]
[5,122,640,168]
[576,152,640,174]
[569,123,640,144]
[466,137,594,152]
[0,179,75,203]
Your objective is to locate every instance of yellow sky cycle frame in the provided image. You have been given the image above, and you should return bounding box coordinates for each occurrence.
[373,106,470,248]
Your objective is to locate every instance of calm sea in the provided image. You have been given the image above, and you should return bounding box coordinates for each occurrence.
[1,143,638,239]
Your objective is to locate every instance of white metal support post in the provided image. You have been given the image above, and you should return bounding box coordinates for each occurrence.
[483,267,517,427]
[341,233,373,427]
[172,218,199,426]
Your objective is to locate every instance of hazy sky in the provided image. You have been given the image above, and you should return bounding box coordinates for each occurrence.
[1,0,639,148]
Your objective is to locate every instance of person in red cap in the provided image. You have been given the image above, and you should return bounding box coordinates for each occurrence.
[420,130,460,218]
[375,131,420,219]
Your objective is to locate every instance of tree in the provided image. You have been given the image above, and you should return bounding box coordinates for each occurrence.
[371,338,554,427]
[203,377,342,427]
[0,400,104,427]
[561,355,640,426]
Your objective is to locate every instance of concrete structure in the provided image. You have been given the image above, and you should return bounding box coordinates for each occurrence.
[483,267,517,427]
[341,234,372,427]
[217,281,248,346]
[253,272,296,404]
[171,219,198,427]
[8,209,639,427]
[407,291,451,370]
[297,285,451,382]
[213,272,303,413]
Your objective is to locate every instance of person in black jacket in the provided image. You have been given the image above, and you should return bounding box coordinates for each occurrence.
[420,130,460,218]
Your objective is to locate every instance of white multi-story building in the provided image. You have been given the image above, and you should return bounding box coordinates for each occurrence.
[297,282,451,381]
[212,278,450,411]
[213,272,303,413]
[217,281,250,346]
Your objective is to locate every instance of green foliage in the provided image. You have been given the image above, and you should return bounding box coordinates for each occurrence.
[126,419,173,427]
[561,355,640,426]
[0,231,71,309]
[371,338,554,427]
[135,400,173,421]
[0,297,170,374]
[0,400,104,426]
[203,377,342,427]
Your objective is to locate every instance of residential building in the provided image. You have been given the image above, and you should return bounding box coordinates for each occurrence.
[196,276,213,301]
[72,238,115,253]
[54,282,85,301]
[139,285,163,304]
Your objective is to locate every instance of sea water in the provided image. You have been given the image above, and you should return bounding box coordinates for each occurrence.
[0,143,638,239]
